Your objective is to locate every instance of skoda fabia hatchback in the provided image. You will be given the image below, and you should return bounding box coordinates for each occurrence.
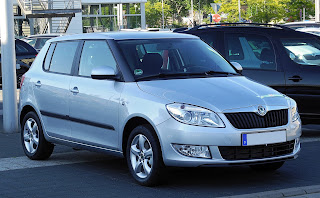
[19,32,301,186]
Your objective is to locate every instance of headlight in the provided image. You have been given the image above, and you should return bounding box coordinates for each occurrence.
[291,105,300,122]
[166,103,225,127]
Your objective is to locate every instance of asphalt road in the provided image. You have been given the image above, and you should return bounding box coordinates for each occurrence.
[0,90,319,198]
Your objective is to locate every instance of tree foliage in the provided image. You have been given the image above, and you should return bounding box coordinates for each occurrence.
[145,1,171,28]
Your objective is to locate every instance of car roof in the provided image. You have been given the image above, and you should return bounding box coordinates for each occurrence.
[26,34,64,39]
[283,21,320,25]
[48,32,198,43]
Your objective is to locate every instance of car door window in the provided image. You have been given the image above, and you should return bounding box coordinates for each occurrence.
[49,41,78,74]
[281,39,320,66]
[43,44,56,71]
[79,40,117,77]
[225,33,276,71]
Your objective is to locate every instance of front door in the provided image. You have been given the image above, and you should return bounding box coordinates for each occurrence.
[280,38,320,123]
[223,33,286,93]
[69,40,123,150]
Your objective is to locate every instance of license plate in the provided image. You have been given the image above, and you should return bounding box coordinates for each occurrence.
[242,130,287,146]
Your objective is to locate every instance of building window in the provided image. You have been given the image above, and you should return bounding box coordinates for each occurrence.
[82,4,118,33]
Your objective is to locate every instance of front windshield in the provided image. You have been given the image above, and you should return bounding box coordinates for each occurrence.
[117,38,237,80]
[281,39,320,66]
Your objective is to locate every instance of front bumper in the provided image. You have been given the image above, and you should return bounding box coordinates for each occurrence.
[156,116,301,167]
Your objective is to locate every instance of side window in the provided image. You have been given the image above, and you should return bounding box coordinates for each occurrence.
[197,32,217,48]
[43,43,56,71]
[225,33,276,71]
[49,41,78,74]
[79,40,117,77]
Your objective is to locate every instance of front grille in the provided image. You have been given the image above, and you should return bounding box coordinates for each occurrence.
[219,140,295,160]
[225,109,288,129]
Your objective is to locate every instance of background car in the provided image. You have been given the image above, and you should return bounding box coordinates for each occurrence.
[175,23,320,124]
[23,34,63,52]
[296,27,320,36]
[0,38,37,88]
[282,21,320,30]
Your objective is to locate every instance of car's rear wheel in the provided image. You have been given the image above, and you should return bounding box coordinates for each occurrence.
[250,161,285,171]
[21,111,54,160]
[126,125,166,186]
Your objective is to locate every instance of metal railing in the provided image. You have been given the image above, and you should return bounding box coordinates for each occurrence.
[18,0,81,12]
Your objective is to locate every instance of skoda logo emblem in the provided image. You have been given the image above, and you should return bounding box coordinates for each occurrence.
[257,106,267,116]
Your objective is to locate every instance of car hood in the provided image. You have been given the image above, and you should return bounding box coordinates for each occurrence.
[137,76,289,113]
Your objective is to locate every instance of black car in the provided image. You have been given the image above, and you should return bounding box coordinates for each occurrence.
[0,39,37,87]
[175,23,320,124]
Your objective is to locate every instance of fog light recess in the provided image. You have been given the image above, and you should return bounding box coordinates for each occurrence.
[173,144,211,158]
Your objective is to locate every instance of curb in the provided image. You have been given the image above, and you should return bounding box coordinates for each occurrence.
[218,185,320,198]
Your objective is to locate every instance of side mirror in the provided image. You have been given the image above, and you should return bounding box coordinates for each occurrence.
[91,66,118,80]
[231,62,243,74]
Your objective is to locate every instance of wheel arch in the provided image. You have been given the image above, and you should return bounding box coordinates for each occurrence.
[122,116,162,157]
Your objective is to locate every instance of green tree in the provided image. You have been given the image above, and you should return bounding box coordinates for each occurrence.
[246,0,288,23]
[217,0,249,22]
[165,0,190,25]
[284,0,314,22]
[145,1,171,28]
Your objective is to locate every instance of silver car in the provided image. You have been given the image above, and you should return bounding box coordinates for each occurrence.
[19,32,301,186]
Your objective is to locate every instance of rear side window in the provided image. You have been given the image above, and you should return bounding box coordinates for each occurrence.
[225,33,276,71]
[43,44,56,70]
[48,41,78,74]
[281,39,320,66]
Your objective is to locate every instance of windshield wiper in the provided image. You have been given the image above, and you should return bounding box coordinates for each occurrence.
[204,70,239,76]
[135,72,204,81]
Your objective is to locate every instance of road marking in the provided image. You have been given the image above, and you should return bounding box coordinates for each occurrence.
[0,151,109,172]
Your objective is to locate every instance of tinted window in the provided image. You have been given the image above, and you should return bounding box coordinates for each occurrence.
[49,42,78,74]
[35,38,52,50]
[43,44,56,71]
[79,40,117,77]
[15,40,37,55]
[225,34,276,71]
[281,39,320,66]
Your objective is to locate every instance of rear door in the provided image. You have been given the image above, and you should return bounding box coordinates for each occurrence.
[33,41,80,139]
[223,32,286,93]
[279,38,320,123]
[69,40,123,149]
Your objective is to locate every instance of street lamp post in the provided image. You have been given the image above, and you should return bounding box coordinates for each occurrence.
[0,0,19,133]
[162,0,165,29]
[316,0,320,22]
[191,0,194,27]
[238,0,241,22]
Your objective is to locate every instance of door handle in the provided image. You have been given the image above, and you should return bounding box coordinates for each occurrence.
[288,76,302,82]
[70,87,79,94]
[35,81,41,87]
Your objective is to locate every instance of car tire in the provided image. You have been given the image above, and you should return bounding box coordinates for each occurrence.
[250,161,285,171]
[17,69,27,88]
[126,124,166,186]
[21,111,54,160]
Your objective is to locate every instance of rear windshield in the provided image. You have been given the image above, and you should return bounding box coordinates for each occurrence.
[116,38,237,80]
[281,38,320,66]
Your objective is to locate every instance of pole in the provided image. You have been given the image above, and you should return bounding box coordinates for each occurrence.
[161,0,164,29]
[198,0,201,24]
[0,0,19,133]
[303,8,306,21]
[238,0,241,22]
[191,0,194,27]
[316,0,320,22]
[141,3,146,29]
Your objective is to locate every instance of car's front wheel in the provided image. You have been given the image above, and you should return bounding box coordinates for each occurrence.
[250,161,285,171]
[21,111,54,160]
[126,125,166,186]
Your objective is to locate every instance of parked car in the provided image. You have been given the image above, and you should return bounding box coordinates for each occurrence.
[175,23,320,124]
[23,34,63,52]
[0,38,37,87]
[282,21,320,30]
[296,27,320,36]
[19,32,301,186]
